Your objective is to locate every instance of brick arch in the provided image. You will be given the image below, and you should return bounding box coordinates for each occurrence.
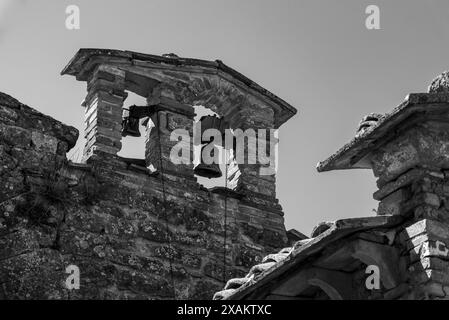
[122,70,274,192]
[122,68,275,130]
[186,77,249,119]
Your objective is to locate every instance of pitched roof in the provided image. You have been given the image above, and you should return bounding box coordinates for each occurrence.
[213,215,403,300]
[316,92,449,173]
[61,48,298,127]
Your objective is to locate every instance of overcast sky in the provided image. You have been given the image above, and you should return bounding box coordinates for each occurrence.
[1,0,449,235]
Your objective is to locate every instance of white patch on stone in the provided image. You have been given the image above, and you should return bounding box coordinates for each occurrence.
[31,131,59,154]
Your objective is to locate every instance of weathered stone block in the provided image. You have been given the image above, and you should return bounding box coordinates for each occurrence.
[0,125,31,147]
[377,188,411,216]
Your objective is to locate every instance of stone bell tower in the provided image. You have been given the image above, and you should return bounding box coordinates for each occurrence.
[60,49,298,299]
[61,49,297,201]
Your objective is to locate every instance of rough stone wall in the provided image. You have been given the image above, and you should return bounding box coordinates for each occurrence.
[0,92,288,299]
[372,121,449,299]
[376,167,449,299]
[0,92,78,299]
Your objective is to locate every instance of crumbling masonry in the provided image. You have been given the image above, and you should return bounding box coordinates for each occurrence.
[0,49,297,299]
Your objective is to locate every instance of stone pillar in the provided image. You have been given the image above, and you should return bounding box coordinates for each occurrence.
[82,65,127,161]
[145,88,195,178]
[372,122,449,217]
[228,103,278,201]
[226,103,287,256]
[370,118,449,299]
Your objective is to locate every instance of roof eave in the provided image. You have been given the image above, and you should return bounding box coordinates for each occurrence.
[317,93,449,173]
[225,215,404,300]
[61,48,298,127]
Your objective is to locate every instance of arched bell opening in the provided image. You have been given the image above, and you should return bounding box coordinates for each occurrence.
[193,105,241,190]
[116,71,162,170]
[77,66,271,188]
[118,91,148,162]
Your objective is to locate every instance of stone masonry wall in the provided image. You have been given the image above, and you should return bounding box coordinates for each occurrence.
[371,119,449,299]
[0,92,288,299]
[376,168,449,299]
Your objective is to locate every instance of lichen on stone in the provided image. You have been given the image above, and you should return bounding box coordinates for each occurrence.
[428,71,449,93]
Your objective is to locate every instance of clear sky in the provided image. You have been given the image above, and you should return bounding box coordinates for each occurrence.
[1,0,449,235]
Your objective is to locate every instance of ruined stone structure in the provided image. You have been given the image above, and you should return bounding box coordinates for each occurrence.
[5,48,449,301]
[214,71,449,300]
[0,49,297,299]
